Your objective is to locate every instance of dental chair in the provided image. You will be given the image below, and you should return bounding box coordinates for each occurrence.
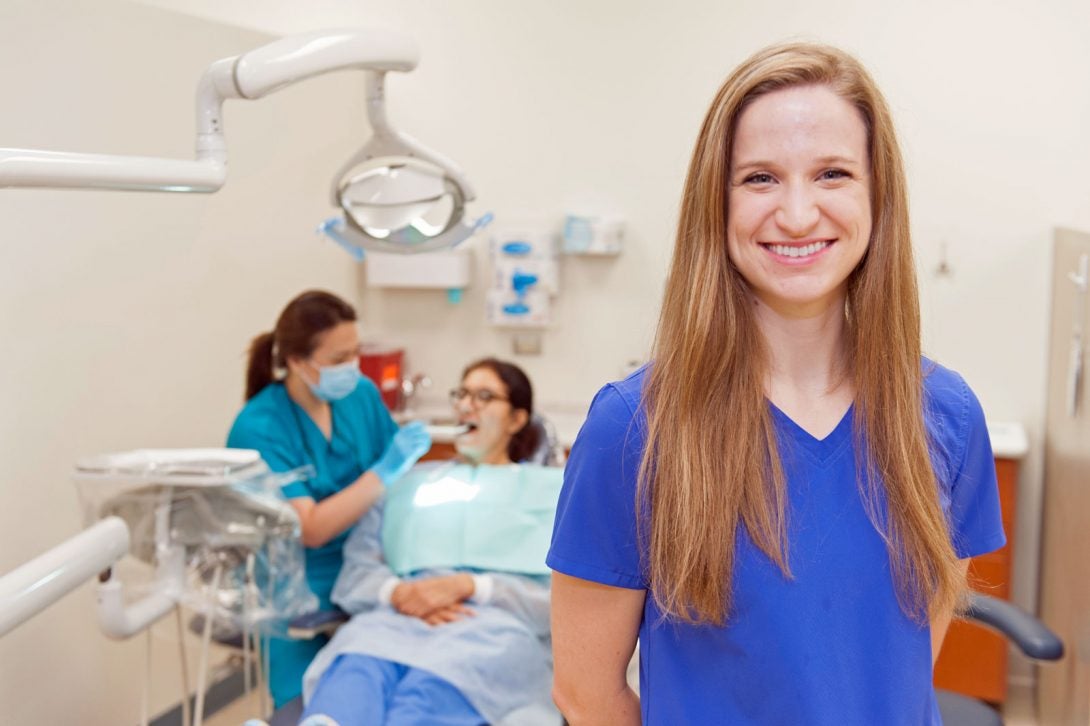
[936,593,1063,726]
[260,417,566,725]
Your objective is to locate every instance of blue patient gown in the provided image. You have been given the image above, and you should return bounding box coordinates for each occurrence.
[302,501,560,726]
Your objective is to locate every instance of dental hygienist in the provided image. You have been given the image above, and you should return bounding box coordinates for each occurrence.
[227,289,431,708]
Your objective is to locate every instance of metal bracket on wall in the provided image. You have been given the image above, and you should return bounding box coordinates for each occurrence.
[1067,253,1088,418]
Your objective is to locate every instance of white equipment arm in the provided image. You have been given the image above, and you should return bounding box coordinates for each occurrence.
[0,29,419,192]
[0,516,129,637]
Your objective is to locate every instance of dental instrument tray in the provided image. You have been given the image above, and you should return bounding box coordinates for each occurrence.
[74,447,267,485]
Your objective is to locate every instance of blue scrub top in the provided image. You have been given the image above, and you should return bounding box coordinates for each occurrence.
[547,359,1006,725]
[227,378,398,609]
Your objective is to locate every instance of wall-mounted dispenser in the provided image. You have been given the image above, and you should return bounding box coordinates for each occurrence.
[364,248,473,303]
[562,214,623,255]
[486,229,558,327]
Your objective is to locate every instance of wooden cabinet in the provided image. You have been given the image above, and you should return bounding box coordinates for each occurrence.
[932,457,1019,704]
[420,441,458,461]
[417,441,572,463]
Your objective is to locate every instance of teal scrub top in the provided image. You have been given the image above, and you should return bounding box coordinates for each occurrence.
[227,377,398,609]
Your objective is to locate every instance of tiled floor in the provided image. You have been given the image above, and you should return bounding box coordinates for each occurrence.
[203,689,264,726]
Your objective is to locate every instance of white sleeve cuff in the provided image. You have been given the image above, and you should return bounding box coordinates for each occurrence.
[470,574,494,605]
[377,576,401,606]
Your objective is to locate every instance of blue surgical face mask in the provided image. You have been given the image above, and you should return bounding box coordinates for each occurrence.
[306,360,361,402]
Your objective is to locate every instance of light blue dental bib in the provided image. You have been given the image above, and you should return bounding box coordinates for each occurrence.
[382,462,562,576]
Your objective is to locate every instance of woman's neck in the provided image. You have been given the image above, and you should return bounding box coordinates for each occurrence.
[285,371,328,417]
[754,295,849,397]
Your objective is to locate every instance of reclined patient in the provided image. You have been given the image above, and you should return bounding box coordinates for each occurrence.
[299,358,562,726]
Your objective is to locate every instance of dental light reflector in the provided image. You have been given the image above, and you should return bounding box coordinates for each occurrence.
[0,29,482,254]
[339,160,451,232]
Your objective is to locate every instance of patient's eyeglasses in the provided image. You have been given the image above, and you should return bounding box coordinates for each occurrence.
[449,387,509,408]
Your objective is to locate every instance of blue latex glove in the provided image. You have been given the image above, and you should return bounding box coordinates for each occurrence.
[370,421,432,486]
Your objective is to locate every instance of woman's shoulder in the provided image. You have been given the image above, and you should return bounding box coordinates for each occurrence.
[921,357,979,422]
[350,373,383,399]
[921,357,987,480]
[567,366,650,463]
[342,374,387,412]
[233,382,288,420]
[228,383,290,440]
[586,364,648,425]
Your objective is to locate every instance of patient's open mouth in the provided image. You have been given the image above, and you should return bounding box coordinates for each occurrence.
[426,423,473,437]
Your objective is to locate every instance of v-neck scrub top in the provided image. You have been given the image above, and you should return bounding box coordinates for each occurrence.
[546,360,1006,725]
[227,378,398,609]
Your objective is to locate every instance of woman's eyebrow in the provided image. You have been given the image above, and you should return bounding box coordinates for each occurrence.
[731,159,777,174]
[813,155,862,166]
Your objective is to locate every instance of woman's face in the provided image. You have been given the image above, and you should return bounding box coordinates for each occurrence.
[287,321,360,380]
[726,84,872,317]
[452,366,528,465]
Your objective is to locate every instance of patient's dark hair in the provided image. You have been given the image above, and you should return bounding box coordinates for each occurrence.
[462,357,540,463]
[245,290,357,400]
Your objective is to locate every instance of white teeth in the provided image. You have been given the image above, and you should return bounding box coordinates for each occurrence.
[767,241,830,258]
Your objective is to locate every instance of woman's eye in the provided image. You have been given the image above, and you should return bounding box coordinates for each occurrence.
[743,172,775,185]
[819,168,850,181]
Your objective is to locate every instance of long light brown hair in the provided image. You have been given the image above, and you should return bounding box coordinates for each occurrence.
[639,42,964,626]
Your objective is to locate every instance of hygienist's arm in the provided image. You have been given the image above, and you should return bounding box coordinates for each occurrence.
[931,557,972,666]
[289,470,385,549]
[551,572,643,726]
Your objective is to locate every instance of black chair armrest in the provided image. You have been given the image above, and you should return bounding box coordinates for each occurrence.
[964,593,1064,661]
[287,608,349,640]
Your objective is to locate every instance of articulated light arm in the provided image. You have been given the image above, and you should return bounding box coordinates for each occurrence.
[0,29,419,193]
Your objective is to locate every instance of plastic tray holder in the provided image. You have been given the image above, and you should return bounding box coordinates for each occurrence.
[73,448,318,637]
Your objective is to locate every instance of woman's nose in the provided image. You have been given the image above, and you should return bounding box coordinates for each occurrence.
[774,184,820,236]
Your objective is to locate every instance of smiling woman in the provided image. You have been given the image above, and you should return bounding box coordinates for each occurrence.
[547,43,1006,725]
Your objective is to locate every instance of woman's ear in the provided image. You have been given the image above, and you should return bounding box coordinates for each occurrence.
[284,356,306,377]
[507,408,530,434]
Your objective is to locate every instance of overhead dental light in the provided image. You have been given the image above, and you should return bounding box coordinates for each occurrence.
[0,28,487,254]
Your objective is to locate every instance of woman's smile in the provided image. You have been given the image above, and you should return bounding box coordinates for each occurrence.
[759,238,836,264]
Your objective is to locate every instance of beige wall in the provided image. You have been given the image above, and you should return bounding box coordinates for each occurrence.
[0,1,362,722]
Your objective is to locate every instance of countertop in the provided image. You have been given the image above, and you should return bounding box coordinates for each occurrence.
[397,402,1028,460]
[395,401,588,448]
[987,421,1029,460]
